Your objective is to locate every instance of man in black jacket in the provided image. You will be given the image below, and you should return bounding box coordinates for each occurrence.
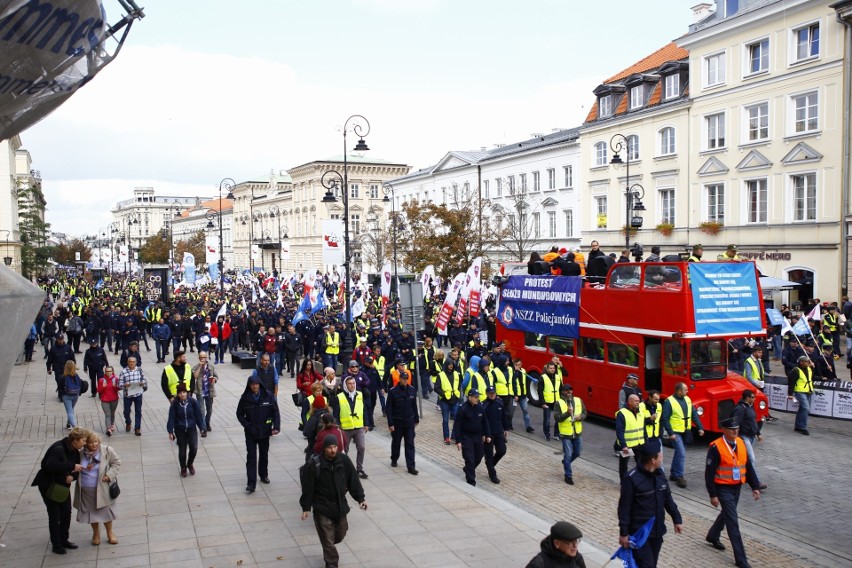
[618,438,683,568]
[525,521,586,568]
[300,434,368,568]
[47,336,76,400]
[452,388,491,486]
[282,324,303,378]
[236,376,280,493]
[386,370,419,475]
[731,389,767,490]
[83,339,110,398]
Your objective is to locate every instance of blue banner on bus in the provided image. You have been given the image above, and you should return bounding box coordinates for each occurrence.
[689,264,763,335]
[497,276,581,338]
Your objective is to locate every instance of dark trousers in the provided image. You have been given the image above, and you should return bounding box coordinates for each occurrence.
[314,512,348,568]
[461,435,485,483]
[88,369,101,397]
[484,435,506,479]
[175,429,198,468]
[707,484,748,566]
[172,336,182,355]
[390,424,416,469]
[156,338,169,362]
[419,372,433,397]
[101,329,114,351]
[123,395,143,430]
[245,435,270,486]
[42,494,71,548]
[285,352,298,376]
[500,396,514,430]
[24,338,35,361]
[633,535,663,568]
[618,453,638,481]
[543,406,554,439]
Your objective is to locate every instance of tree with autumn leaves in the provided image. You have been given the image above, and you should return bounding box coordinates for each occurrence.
[138,230,205,265]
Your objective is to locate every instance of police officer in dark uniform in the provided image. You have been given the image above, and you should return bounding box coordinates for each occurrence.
[617,438,683,568]
[452,388,491,486]
[482,386,506,484]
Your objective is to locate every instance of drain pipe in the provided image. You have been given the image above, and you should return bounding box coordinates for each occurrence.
[835,4,852,294]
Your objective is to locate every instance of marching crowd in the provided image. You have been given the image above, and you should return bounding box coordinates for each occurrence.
[26,253,845,568]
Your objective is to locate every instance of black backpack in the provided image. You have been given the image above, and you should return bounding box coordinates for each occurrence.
[299,454,321,485]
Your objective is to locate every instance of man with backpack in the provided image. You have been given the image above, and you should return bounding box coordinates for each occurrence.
[300,434,368,568]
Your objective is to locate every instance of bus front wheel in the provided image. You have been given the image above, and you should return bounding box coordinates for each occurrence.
[527,371,543,408]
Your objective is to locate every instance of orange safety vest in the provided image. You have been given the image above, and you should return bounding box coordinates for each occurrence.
[711,437,747,485]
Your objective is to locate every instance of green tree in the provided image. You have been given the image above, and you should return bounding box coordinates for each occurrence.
[17,174,51,278]
[52,238,92,265]
[175,230,205,264]
[137,232,171,264]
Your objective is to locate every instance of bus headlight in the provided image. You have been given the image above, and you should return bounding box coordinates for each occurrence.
[759,400,767,410]
[695,405,705,416]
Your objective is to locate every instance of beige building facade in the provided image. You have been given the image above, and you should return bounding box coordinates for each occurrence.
[678,0,846,305]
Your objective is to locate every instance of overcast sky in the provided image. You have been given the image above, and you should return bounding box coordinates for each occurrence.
[21,0,699,236]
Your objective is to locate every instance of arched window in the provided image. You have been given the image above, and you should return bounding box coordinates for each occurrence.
[627,134,640,161]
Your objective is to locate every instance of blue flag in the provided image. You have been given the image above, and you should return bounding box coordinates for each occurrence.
[208,261,219,284]
[291,294,312,325]
[792,317,810,336]
[610,517,655,568]
[94,279,104,290]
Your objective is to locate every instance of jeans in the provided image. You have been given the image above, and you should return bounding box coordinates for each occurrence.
[314,512,348,568]
[420,372,433,397]
[542,406,553,439]
[561,436,582,478]
[228,333,240,353]
[322,354,337,371]
[215,341,227,364]
[62,394,78,427]
[245,436,270,486]
[155,338,169,362]
[517,397,532,429]
[669,433,686,479]
[43,336,55,357]
[196,395,213,430]
[438,400,456,439]
[123,395,143,430]
[794,392,812,430]
[741,435,756,465]
[175,429,198,469]
[707,484,748,566]
[772,334,782,358]
[343,428,366,472]
[172,336,182,355]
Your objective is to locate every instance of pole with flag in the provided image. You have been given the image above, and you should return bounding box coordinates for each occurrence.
[605,517,655,568]
[380,261,392,326]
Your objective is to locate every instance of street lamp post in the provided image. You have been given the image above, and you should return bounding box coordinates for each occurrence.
[124,212,141,274]
[268,204,280,275]
[382,182,399,299]
[104,222,119,275]
[321,113,370,355]
[609,133,646,255]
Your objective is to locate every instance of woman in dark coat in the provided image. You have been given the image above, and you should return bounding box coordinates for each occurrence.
[32,427,87,555]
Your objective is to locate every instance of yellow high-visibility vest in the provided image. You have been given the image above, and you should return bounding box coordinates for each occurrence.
[337,391,364,429]
[556,397,584,436]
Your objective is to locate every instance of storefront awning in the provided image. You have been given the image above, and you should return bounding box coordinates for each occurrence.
[759,275,801,290]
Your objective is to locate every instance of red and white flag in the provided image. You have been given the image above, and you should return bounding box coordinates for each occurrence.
[806,303,821,323]
[419,265,435,299]
[435,272,466,332]
[380,262,393,325]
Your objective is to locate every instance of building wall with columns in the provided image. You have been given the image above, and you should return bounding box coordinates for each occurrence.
[171,198,234,268]
[0,137,23,271]
[230,171,293,273]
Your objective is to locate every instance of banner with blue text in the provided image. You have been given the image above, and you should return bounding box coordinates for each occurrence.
[689,264,763,335]
[498,276,581,337]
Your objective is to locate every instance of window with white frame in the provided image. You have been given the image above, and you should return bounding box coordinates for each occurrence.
[483,180,489,199]
[746,178,767,223]
[706,184,725,223]
[794,23,820,62]
[532,212,540,238]
[594,142,607,166]
[496,178,503,197]
[508,175,516,195]
[564,210,574,237]
[792,91,818,134]
[519,174,527,192]
[599,95,612,118]
[351,214,361,235]
[659,189,675,224]
[747,39,769,74]
[547,168,556,190]
[532,171,540,192]
[664,74,680,99]
[369,184,378,199]
[704,52,725,87]
[745,102,769,141]
[659,127,676,155]
[630,86,644,109]
[349,184,359,199]
[627,135,639,161]
[564,166,573,188]
[705,112,726,149]
[547,211,556,238]
[595,196,608,228]
[508,214,516,232]
[791,173,816,221]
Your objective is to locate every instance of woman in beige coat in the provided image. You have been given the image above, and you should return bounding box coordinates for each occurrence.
[73,431,121,545]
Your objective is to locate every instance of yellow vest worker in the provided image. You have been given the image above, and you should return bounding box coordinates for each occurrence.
[325,332,340,355]
[165,364,192,397]
[336,391,364,430]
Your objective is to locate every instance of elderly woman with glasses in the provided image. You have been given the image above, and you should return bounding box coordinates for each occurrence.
[74,431,121,545]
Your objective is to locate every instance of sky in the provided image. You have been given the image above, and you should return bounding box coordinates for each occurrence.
[21,0,701,237]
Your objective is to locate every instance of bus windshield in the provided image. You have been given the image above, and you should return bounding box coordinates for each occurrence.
[689,339,727,380]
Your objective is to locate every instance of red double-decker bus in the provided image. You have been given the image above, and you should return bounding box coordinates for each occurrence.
[496,261,770,432]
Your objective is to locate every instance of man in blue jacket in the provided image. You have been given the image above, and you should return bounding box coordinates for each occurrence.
[236,376,280,493]
[152,317,171,363]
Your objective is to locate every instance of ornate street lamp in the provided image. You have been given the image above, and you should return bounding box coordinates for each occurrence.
[610,133,646,255]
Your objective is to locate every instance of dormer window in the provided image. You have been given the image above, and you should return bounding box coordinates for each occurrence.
[599,95,612,118]
[664,74,680,99]
[629,86,644,110]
